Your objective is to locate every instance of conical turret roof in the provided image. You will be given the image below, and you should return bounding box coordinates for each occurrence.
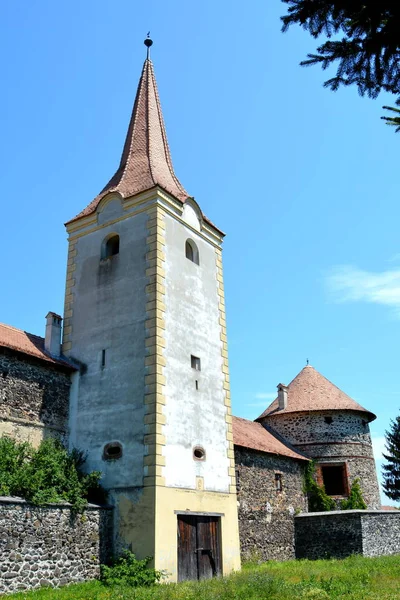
[68,56,190,223]
[257,365,376,422]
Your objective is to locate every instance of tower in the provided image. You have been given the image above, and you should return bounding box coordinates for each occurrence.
[257,365,381,509]
[62,41,240,581]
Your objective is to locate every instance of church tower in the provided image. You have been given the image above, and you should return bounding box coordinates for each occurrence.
[62,39,240,581]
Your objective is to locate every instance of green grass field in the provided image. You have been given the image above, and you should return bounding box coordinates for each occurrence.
[9,555,400,600]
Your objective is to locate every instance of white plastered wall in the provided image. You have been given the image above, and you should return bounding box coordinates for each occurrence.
[162,210,230,493]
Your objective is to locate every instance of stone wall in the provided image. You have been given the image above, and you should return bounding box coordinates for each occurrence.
[295,510,400,560]
[235,447,307,561]
[264,411,381,509]
[0,497,112,594]
[0,349,71,446]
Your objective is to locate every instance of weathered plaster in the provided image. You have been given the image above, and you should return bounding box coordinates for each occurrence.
[162,213,229,493]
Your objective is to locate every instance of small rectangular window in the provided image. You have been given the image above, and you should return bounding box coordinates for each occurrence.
[101,349,106,368]
[275,473,282,492]
[321,464,348,496]
[191,355,201,371]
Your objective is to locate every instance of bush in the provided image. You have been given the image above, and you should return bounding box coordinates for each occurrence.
[0,437,104,512]
[101,551,165,587]
[303,462,336,512]
[341,478,367,510]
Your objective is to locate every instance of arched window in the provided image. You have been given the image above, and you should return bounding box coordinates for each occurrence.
[102,234,120,259]
[185,239,199,265]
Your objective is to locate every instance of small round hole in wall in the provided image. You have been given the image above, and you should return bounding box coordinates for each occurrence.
[193,446,206,461]
[103,442,123,460]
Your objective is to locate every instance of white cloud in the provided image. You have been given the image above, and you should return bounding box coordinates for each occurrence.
[245,392,276,408]
[371,435,387,462]
[325,265,400,316]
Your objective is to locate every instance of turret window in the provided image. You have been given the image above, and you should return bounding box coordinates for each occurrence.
[102,234,120,259]
[185,239,199,265]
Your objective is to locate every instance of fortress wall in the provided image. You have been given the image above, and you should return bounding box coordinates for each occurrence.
[295,510,400,559]
[0,350,70,446]
[0,498,112,594]
[235,447,307,561]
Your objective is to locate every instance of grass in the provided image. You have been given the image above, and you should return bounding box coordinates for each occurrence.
[8,554,400,600]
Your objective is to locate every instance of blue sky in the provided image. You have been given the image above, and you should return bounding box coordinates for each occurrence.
[1,1,399,503]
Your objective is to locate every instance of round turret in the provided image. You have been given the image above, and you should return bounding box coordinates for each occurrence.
[258,365,381,509]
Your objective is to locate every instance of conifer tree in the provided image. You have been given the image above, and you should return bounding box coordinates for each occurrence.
[381,101,400,133]
[382,416,400,501]
[281,1,400,98]
[281,1,400,130]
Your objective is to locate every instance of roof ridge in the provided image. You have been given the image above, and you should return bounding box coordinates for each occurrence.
[0,322,43,340]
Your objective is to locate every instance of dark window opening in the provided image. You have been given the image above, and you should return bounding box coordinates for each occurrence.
[185,240,199,265]
[275,473,283,492]
[101,349,106,368]
[195,380,199,390]
[2,371,8,379]
[103,442,123,460]
[191,355,201,371]
[103,234,120,259]
[324,416,333,425]
[193,446,206,461]
[321,464,347,496]
[235,468,241,494]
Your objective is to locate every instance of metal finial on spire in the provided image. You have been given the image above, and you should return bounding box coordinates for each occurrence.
[144,33,153,58]
[306,358,309,366]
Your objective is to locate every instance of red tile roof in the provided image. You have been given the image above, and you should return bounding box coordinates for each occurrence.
[67,57,221,233]
[232,416,308,461]
[0,323,76,370]
[257,365,376,422]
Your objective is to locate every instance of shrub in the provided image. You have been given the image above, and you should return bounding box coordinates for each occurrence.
[101,551,165,587]
[340,478,367,510]
[303,462,336,512]
[0,437,104,512]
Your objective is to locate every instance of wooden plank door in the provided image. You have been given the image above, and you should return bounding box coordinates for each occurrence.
[177,515,198,581]
[177,515,221,581]
[196,516,221,580]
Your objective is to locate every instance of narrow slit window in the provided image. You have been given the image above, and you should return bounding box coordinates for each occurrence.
[275,473,283,492]
[195,380,199,390]
[101,349,106,368]
[191,355,201,371]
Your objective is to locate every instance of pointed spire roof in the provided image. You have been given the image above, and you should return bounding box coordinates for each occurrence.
[257,365,376,422]
[68,54,190,223]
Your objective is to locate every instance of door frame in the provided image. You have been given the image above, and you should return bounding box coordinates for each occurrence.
[176,512,223,581]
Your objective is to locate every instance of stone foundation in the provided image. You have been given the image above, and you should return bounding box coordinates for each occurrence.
[0,497,112,594]
[295,510,400,559]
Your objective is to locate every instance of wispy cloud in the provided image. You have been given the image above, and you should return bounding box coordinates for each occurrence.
[255,393,276,400]
[325,265,400,316]
[372,435,387,462]
[246,392,276,408]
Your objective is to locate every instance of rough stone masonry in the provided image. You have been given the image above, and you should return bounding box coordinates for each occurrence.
[0,498,112,594]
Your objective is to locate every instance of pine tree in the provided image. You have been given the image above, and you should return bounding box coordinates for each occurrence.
[281,1,400,107]
[381,100,400,133]
[382,416,400,501]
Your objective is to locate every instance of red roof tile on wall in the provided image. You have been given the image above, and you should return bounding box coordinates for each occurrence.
[0,323,76,370]
[257,365,376,422]
[233,416,308,461]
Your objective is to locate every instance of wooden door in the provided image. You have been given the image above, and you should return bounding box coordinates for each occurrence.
[177,515,221,581]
